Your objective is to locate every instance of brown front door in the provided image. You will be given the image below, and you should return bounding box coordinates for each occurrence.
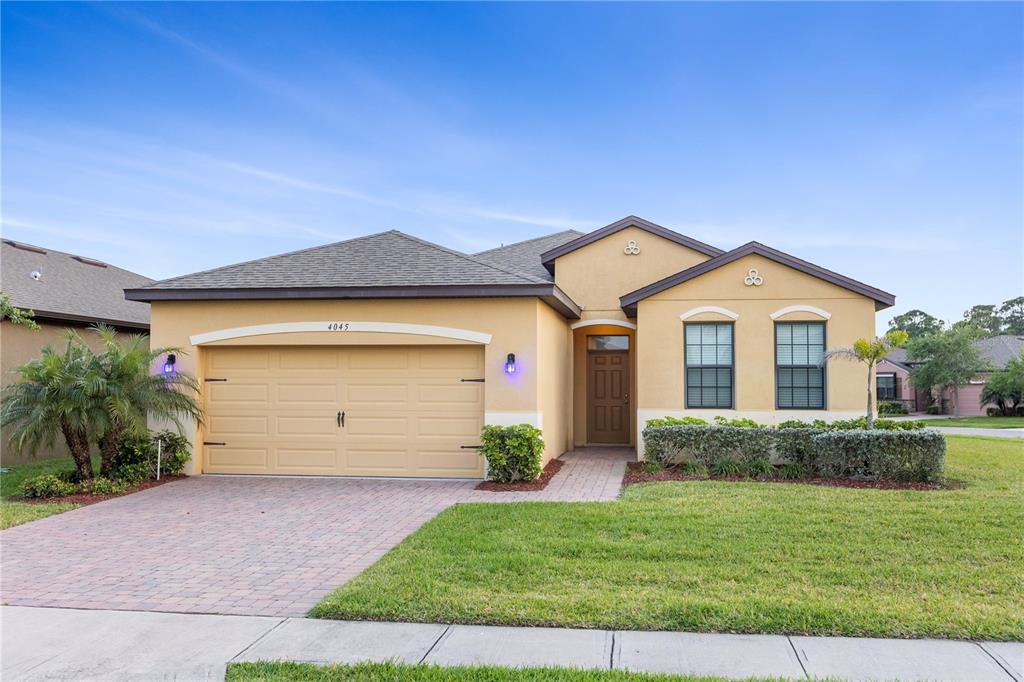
[587,351,629,444]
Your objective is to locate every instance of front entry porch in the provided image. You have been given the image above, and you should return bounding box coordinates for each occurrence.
[572,322,637,448]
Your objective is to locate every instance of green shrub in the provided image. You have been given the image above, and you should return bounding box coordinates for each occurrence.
[644,416,707,428]
[927,403,942,415]
[747,457,776,479]
[878,400,908,415]
[778,462,808,479]
[642,461,663,474]
[711,458,744,477]
[479,424,544,483]
[812,430,945,482]
[77,477,129,496]
[713,416,759,428]
[21,474,76,498]
[777,419,815,429]
[681,460,708,478]
[112,429,192,480]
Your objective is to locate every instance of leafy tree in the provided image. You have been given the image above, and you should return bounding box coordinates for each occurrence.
[88,326,204,477]
[887,309,943,339]
[906,326,989,417]
[0,333,99,478]
[981,353,1024,416]
[0,292,40,330]
[821,330,909,428]
[998,296,1024,335]
[958,304,1003,337]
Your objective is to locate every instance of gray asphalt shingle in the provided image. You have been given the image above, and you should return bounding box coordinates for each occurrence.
[1,240,152,326]
[474,230,584,281]
[136,230,550,290]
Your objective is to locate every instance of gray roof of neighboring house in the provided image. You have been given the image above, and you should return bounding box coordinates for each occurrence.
[126,230,581,318]
[1,239,153,328]
[885,335,1024,370]
[473,230,584,281]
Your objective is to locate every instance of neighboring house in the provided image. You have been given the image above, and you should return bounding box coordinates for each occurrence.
[126,216,895,478]
[1,239,153,463]
[877,335,1024,415]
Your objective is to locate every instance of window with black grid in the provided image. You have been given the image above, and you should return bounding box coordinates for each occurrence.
[877,374,897,401]
[685,323,733,408]
[775,322,825,409]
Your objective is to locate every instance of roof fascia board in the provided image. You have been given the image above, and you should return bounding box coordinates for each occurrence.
[619,242,896,316]
[125,284,582,319]
[539,216,724,274]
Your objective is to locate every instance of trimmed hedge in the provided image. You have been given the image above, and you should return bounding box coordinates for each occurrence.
[642,421,945,482]
[480,424,544,483]
[813,430,945,482]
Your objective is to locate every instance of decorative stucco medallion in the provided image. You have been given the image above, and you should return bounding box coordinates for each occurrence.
[744,268,764,286]
[623,239,641,255]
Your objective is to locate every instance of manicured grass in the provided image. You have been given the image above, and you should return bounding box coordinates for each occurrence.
[225,662,777,682]
[312,436,1024,640]
[924,416,1024,429]
[0,455,97,529]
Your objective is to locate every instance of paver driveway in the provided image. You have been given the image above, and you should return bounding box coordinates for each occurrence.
[1,449,628,617]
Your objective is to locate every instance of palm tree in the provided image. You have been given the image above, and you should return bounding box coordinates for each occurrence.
[1,331,100,478]
[820,330,909,429]
[89,326,203,477]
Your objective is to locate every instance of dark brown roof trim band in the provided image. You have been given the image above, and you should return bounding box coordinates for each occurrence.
[31,311,150,331]
[539,215,724,274]
[125,284,583,320]
[619,241,896,316]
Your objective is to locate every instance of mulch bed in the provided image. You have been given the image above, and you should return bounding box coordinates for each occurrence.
[623,462,953,491]
[15,475,186,506]
[475,459,564,492]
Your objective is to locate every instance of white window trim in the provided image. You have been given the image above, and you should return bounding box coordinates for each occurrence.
[679,306,740,321]
[570,318,638,330]
[189,321,492,346]
[769,305,832,320]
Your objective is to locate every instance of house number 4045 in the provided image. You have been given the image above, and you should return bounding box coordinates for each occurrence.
[326,322,351,331]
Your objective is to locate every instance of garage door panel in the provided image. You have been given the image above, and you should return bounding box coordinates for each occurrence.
[204,345,484,477]
[276,448,337,469]
[209,349,270,370]
[417,383,482,405]
[347,350,409,370]
[346,383,409,405]
[207,415,268,436]
[279,348,339,369]
[277,416,336,436]
[207,383,269,403]
[277,383,338,403]
[206,447,268,468]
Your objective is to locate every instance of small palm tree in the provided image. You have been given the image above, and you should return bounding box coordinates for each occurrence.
[1,332,101,478]
[89,326,203,477]
[821,330,909,429]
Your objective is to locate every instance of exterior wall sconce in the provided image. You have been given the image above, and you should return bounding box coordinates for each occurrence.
[504,353,516,375]
[163,353,176,375]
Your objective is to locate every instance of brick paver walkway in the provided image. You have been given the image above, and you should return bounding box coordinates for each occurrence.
[0,448,630,617]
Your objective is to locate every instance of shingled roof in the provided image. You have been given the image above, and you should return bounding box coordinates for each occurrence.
[126,230,581,318]
[474,230,584,281]
[1,239,152,328]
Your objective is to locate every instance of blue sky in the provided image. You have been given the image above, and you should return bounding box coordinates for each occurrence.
[2,2,1021,327]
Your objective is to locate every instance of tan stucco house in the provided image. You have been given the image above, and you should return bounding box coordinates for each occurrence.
[1,239,153,463]
[126,216,895,479]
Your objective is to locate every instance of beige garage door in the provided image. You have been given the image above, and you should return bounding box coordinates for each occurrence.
[202,346,485,478]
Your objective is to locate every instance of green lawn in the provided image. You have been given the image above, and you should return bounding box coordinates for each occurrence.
[0,455,95,530]
[312,436,1024,640]
[225,662,780,682]
[923,416,1024,429]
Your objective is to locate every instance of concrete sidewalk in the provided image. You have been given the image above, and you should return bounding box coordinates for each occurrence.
[2,606,1021,682]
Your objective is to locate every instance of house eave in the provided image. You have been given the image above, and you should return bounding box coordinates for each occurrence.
[125,284,583,319]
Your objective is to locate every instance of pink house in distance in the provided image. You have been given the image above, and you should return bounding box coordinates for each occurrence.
[877,335,1024,416]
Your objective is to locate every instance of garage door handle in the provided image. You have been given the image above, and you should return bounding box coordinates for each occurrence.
[337,411,345,428]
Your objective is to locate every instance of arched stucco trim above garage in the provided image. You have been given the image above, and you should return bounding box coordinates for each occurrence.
[189,321,493,346]
[679,306,740,321]
[769,305,832,320]
[570,318,638,330]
